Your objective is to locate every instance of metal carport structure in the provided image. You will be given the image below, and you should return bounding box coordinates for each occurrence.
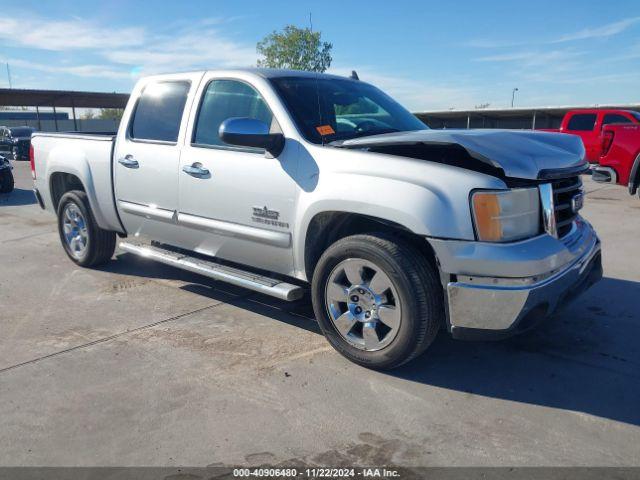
[0,88,129,131]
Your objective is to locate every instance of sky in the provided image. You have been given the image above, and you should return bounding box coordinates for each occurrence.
[0,0,639,111]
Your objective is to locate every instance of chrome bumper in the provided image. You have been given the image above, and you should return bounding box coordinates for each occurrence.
[591,165,617,184]
[430,219,602,338]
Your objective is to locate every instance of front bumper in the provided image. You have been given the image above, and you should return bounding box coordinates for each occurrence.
[430,219,602,339]
[591,164,618,185]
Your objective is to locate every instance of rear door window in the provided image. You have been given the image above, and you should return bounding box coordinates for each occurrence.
[567,114,597,131]
[602,114,633,126]
[129,81,190,143]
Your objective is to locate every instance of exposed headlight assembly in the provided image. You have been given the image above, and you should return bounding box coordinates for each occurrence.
[471,188,541,242]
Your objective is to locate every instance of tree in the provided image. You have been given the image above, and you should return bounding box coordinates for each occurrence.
[98,108,124,121]
[81,109,123,121]
[81,109,97,120]
[257,25,332,72]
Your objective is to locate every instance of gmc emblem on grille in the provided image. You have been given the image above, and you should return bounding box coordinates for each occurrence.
[571,192,584,213]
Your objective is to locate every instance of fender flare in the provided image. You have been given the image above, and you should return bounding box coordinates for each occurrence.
[46,154,110,230]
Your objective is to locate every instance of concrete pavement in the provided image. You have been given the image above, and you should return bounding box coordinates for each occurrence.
[1,161,639,467]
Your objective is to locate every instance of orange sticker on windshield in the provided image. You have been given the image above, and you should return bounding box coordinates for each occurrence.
[316,125,335,136]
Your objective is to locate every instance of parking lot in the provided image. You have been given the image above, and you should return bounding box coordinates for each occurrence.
[0,160,639,467]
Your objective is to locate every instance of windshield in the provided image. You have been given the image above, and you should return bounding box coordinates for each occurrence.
[630,111,640,122]
[9,127,35,137]
[269,77,427,144]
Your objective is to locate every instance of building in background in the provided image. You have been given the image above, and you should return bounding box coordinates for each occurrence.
[2,87,639,133]
[0,111,68,121]
[415,104,640,130]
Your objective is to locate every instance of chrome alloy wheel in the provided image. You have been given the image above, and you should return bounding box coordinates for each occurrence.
[325,258,401,351]
[62,203,88,259]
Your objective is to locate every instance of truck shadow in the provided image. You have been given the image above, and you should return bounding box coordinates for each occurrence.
[101,254,640,426]
[393,276,640,427]
[0,188,37,206]
[101,253,321,334]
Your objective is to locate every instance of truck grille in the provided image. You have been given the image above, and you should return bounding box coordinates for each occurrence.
[552,176,583,237]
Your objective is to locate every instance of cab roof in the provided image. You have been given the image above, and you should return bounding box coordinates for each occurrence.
[149,68,356,82]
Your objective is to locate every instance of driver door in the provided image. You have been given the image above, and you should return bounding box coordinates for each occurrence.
[176,77,298,276]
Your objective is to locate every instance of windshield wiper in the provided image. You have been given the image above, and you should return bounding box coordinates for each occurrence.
[352,128,400,139]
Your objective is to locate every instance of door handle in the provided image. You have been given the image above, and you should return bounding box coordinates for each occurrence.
[182,162,210,178]
[118,155,139,168]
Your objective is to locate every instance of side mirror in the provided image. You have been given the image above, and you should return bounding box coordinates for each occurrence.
[219,117,285,157]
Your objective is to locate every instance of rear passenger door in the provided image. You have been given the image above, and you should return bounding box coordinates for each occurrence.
[602,113,634,127]
[566,113,599,161]
[114,74,201,240]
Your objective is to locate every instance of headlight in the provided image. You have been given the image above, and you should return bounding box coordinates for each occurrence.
[471,188,541,242]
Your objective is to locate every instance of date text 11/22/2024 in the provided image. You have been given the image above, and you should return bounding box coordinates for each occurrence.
[233,467,401,477]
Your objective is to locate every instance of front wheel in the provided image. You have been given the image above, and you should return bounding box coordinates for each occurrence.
[0,169,14,193]
[311,233,444,370]
[57,190,116,267]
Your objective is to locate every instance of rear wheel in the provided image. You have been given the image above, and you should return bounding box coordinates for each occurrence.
[0,169,14,193]
[311,233,444,370]
[57,190,116,267]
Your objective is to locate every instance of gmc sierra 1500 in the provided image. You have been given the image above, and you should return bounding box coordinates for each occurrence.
[31,69,602,369]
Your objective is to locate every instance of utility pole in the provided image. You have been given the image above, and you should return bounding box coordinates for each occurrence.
[511,87,519,108]
[6,63,12,88]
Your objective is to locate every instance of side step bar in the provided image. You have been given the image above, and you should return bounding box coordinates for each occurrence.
[118,242,305,301]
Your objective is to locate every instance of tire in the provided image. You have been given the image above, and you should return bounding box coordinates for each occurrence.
[311,233,444,370]
[0,169,14,193]
[57,190,116,267]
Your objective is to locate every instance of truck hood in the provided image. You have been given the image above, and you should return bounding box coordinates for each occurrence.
[330,129,587,180]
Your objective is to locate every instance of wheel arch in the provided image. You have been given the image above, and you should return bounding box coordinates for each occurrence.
[45,161,111,231]
[50,171,86,211]
[300,210,438,283]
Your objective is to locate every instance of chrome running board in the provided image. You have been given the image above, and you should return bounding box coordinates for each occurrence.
[118,242,305,301]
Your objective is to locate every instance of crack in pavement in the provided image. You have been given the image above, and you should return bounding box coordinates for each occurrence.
[0,302,227,375]
[1,229,56,243]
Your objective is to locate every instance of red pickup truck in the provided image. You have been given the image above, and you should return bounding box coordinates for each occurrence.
[593,123,640,199]
[541,109,640,162]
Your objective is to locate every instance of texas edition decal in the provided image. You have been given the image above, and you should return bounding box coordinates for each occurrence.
[251,206,289,229]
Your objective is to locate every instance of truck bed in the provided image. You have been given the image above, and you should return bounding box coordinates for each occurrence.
[31,132,124,234]
[33,131,116,140]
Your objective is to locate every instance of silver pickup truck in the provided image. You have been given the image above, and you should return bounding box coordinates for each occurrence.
[31,69,602,369]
